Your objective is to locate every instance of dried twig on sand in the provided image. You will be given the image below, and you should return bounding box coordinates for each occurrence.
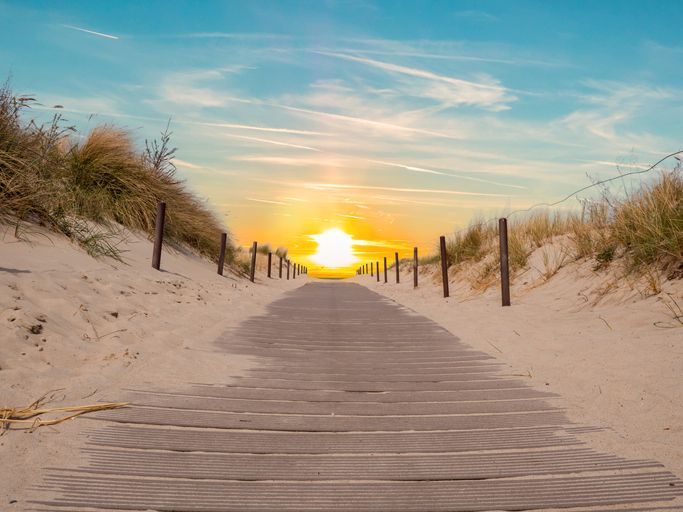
[0,393,128,434]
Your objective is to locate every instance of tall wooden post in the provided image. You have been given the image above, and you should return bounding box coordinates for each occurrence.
[413,246,418,288]
[383,257,387,283]
[286,260,290,280]
[152,202,166,270]
[395,252,400,283]
[376,261,380,282]
[293,262,296,280]
[267,252,272,278]
[499,218,511,306]
[439,235,449,298]
[217,232,227,275]
[370,263,374,277]
[279,256,283,278]
[249,241,257,283]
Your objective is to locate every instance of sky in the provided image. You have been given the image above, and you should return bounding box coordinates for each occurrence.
[1,0,681,276]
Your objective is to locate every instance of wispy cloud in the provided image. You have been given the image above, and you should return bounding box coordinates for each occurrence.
[63,24,119,40]
[302,182,513,198]
[245,197,289,205]
[337,213,365,219]
[222,133,320,151]
[369,160,527,190]
[453,10,499,22]
[232,155,344,166]
[187,120,329,136]
[174,158,203,169]
[584,160,652,170]
[271,102,462,139]
[313,51,514,109]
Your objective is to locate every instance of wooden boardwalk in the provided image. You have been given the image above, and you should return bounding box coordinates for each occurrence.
[32,282,682,511]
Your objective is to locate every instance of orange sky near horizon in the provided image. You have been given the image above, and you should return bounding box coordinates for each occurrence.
[229,195,425,278]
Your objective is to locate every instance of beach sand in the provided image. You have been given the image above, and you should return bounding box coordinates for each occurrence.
[355,248,683,481]
[0,224,306,506]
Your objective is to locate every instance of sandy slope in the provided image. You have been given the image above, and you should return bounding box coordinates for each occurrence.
[0,224,306,506]
[355,250,683,481]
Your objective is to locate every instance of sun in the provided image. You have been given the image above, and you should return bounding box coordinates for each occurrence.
[310,228,358,268]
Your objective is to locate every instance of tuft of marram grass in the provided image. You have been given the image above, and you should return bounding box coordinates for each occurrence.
[441,167,682,289]
[611,171,683,269]
[0,82,233,263]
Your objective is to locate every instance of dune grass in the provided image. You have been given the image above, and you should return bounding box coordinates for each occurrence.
[440,166,683,289]
[0,82,232,263]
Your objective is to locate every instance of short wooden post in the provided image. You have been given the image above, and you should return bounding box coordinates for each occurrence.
[499,218,511,306]
[413,246,418,288]
[249,241,257,283]
[267,252,272,278]
[439,235,449,298]
[293,262,296,280]
[279,256,283,278]
[383,257,387,283]
[286,260,290,280]
[217,232,227,275]
[370,263,374,277]
[152,201,166,270]
[376,261,380,282]
[395,252,400,283]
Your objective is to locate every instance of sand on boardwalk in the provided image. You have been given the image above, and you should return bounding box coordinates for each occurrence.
[356,246,683,482]
[0,224,306,506]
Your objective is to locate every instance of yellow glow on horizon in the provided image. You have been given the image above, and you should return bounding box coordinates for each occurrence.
[309,228,358,269]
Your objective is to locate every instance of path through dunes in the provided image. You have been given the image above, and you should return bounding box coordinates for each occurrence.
[32,282,682,511]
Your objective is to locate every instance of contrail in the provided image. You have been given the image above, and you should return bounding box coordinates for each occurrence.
[369,160,527,190]
[304,182,511,198]
[223,133,320,152]
[245,197,290,205]
[63,24,119,40]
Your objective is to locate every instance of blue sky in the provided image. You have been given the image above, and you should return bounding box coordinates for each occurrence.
[1,0,681,263]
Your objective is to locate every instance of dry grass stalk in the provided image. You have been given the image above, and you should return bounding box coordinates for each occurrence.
[1,393,128,434]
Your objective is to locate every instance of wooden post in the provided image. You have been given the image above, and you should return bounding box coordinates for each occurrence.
[279,256,283,278]
[217,232,227,275]
[151,201,166,270]
[499,218,511,306]
[249,241,257,283]
[286,260,290,280]
[383,256,387,283]
[439,235,449,298]
[370,263,373,277]
[395,252,400,283]
[376,261,379,282]
[293,262,296,280]
[413,246,418,288]
[267,252,272,278]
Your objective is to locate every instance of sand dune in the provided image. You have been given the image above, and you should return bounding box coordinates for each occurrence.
[0,224,305,504]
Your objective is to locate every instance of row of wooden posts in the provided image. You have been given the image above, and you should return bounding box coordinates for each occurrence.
[356,218,512,307]
[151,202,307,283]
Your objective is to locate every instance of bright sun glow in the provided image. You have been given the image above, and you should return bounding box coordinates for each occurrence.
[310,228,358,268]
